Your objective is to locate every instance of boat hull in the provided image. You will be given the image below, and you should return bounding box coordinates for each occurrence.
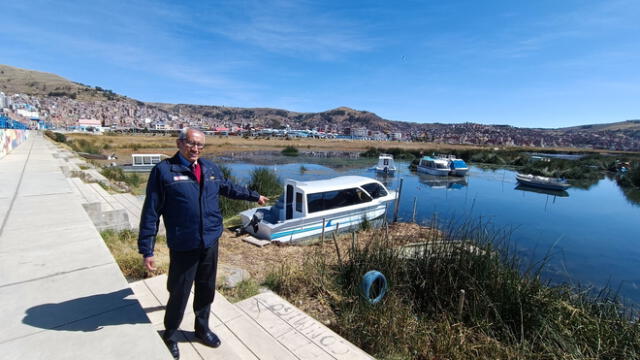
[240,201,392,243]
[515,174,570,191]
[449,168,468,176]
[374,166,396,175]
[417,165,450,176]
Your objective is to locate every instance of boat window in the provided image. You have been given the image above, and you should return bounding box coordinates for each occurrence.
[383,159,389,165]
[286,185,294,220]
[361,183,388,199]
[295,192,303,212]
[307,188,372,213]
[134,156,143,165]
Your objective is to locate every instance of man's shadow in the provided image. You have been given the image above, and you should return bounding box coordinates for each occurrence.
[22,288,164,332]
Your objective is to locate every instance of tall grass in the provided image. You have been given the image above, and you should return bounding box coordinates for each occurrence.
[219,165,252,218]
[248,167,282,197]
[68,138,102,154]
[264,220,640,359]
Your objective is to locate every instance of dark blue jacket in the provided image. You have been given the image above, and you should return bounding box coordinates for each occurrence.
[138,153,259,257]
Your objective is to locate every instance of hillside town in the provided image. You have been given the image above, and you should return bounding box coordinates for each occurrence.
[2,91,640,151]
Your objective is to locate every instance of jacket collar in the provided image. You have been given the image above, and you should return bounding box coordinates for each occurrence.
[169,152,213,176]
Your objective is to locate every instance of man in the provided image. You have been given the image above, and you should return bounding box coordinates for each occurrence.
[138,128,268,359]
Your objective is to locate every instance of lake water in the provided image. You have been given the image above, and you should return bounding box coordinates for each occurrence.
[214,155,640,304]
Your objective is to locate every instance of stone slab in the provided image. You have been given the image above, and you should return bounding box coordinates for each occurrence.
[237,292,374,360]
[0,263,136,341]
[2,193,91,232]
[18,171,72,197]
[243,236,271,247]
[0,303,171,360]
[0,229,112,286]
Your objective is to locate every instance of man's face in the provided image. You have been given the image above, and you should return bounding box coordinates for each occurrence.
[177,130,205,162]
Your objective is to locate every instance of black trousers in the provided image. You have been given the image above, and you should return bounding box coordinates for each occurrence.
[163,242,218,340]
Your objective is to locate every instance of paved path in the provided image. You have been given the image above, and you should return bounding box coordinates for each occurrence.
[0,134,172,359]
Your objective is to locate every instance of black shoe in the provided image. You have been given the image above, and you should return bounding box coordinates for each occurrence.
[163,337,180,359]
[195,329,221,348]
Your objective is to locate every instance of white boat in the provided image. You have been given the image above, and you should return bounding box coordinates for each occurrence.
[515,173,570,191]
[120,153,169,172]
[436,155,469,176]
[416,156,450,176]
[373,153,397,175]
[239,176,397,242]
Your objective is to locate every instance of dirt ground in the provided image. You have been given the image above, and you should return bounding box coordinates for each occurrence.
[217,222,440,322]
[218,222,439,282]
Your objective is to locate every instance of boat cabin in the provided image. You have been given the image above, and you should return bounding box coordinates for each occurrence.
[419,156,449,170]
[271,176,391,222]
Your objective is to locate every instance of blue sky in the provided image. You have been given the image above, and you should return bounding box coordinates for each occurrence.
[1,0,639,128]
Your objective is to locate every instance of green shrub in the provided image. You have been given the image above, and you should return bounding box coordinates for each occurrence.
[282,145,299,156]
[44,130,66,143]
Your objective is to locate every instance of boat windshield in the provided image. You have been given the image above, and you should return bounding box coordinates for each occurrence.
[361,182,388,199]
[307,187,372,213]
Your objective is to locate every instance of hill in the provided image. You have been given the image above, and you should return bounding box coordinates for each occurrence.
[1,64,639,150]
[560,120,640,132]
[0,64,126,101]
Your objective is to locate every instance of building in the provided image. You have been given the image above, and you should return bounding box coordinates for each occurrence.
[0,92,7,109]
[76,118,102,132]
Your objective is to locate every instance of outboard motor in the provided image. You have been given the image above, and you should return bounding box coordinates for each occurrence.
[246,211,264,234]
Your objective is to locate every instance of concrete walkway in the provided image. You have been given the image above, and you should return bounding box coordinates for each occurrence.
[0,133,172,359]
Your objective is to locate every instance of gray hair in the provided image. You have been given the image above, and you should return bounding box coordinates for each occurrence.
[178,127,190,140]
[178,127,204,141]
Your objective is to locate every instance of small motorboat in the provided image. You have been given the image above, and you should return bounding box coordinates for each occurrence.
[239,176,397,243]
[372,153,397,175]
[515,173,570,191]
[438,155,469,177]
[416,156,450,176]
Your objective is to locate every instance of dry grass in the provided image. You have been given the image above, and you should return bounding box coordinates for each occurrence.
[100,229,170,281]
[66,133,490,166]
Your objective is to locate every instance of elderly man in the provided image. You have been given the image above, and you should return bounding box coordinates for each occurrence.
[138,127,267,359]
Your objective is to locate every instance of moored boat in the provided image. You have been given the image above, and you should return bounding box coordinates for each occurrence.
[515,173,570,191]
[373,153,397,175]
[416,156,450,176]
[239,176,397,242]
[437,155,469,176]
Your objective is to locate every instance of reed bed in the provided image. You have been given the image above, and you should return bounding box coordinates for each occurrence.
[265,219,640,359]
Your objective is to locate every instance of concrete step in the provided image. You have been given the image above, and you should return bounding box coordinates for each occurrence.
[236,292,374,360]
[131,275,299,360]
[112,193,142,229]
[68,177,130,231]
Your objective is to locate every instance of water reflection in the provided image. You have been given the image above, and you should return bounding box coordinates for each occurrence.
[418,173,468,190]
[514,184,569,198]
